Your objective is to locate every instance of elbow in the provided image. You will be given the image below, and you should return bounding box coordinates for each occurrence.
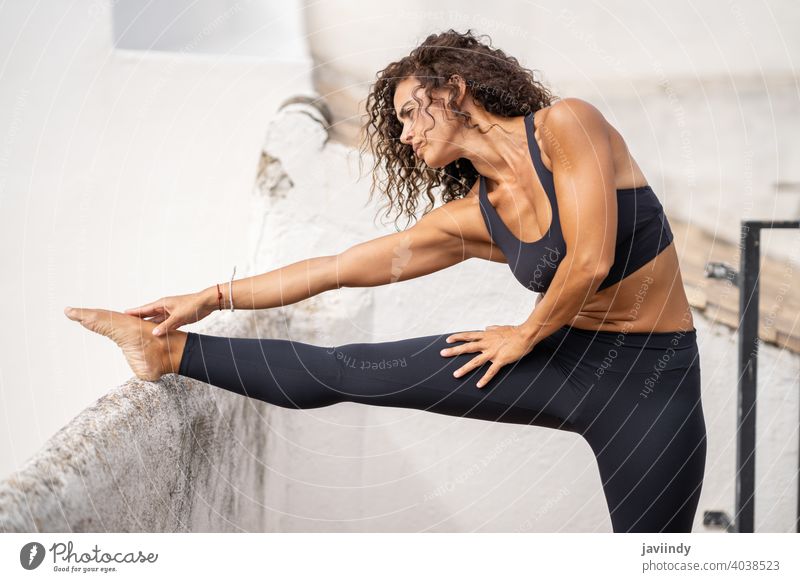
[571,256,612,287]
[327,252,375,290]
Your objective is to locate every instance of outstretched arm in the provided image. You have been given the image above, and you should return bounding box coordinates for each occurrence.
[198,205,472,311]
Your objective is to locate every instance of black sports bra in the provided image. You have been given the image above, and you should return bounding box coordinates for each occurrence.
[478,110,674,294]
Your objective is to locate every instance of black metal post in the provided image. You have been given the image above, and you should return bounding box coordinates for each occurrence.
[734,220,799,533]
[735,222,759,533]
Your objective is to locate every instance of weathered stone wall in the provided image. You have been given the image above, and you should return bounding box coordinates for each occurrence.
[0,316,272,532]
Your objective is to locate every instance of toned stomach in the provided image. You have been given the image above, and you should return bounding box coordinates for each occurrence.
[564,241,695,334]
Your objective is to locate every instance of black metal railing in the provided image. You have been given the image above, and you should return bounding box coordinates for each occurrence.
[705,219,800,533]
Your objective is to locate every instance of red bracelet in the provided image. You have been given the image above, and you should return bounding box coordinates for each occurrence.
[216,283,223,311]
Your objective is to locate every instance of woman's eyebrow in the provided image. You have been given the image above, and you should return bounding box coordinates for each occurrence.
[397,100,413,119]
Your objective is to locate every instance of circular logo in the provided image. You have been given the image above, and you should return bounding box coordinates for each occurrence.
[20,542,46,570]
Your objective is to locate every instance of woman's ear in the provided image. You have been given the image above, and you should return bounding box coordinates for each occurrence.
[448,73,467,110]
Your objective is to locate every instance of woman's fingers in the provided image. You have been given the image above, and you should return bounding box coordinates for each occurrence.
[153,315,185,336]
[452,354,490,379]
[153,318,172,336]
[440,341,484,357]
[477,361,504,389]
[444,330,483,343]
[124,302,164,318]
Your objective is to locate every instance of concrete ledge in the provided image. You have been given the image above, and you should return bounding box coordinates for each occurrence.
[0,331,273,532]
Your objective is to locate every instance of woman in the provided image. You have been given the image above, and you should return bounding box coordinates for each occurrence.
[64,29,706,533]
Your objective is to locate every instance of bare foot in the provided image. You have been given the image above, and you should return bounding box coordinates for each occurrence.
[64,306,178,381]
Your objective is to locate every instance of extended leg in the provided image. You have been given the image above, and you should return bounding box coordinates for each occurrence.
[177,330,586,430]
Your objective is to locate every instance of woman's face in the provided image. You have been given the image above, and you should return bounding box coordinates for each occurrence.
[392,76,463,168]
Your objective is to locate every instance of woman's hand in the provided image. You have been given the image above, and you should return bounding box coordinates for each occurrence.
[440,324,535,389]
[124,291,215,336]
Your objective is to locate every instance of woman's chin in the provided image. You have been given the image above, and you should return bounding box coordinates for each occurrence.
[419,150,441,168]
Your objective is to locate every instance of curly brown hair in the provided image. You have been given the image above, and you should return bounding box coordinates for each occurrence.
[358,28,559,231]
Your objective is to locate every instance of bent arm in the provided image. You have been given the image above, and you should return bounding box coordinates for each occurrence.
[199,207,469,311]
[520,254,610,345]
[518,98,617,346]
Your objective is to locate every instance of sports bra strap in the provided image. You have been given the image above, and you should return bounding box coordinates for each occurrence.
[524,111,557,204]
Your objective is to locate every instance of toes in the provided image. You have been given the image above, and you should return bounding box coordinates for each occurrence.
[65,308,108,335]
[65,307,96,322]
[64,307,106,321]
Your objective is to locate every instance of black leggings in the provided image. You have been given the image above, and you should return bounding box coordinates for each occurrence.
[177,323,707,533]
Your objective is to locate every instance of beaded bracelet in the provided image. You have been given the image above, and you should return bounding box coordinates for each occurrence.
[216,283,224,311]
[214,266,237,312]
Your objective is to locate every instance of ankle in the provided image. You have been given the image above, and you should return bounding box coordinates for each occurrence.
[158,331,188,375]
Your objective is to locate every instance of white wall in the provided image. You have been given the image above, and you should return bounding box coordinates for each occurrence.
[111,0,308,59]
[307,0,800,83]
[0,0,312,480]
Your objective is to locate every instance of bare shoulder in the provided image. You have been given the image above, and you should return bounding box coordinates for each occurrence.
[535,97,608,129]
[535,97,647,188]
[532,98,611,167]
